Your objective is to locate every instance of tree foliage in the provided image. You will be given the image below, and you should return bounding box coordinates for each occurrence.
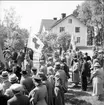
[73,0,104,46]
[0,7,29,51]
[57,32,71,52]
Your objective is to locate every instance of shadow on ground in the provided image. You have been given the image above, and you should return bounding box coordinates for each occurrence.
[65,89,92,105]
[65,98,92,105]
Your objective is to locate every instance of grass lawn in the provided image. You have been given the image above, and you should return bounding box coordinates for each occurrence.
[65,84,104,105]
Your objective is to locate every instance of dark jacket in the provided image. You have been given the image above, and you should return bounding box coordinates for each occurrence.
[7,93,30,105]
[81,61,90,77]
[0,94,9,105]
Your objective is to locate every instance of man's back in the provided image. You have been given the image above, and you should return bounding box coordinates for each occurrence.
[7,94,30,105]
[20,76,34,93]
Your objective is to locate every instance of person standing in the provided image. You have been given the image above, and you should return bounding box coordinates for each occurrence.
[20,70,34,94]
[7,84,30,105]
[72,58,80,87]
[81,57,90,91]
[0,83,9,105]
[1,71,11,93]
[29,75,48,105]
[91,62,104,100]
[54,77,65,105]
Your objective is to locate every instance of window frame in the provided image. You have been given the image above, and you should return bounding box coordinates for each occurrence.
[59,27,65,32]
[68,19,72,23]
[75,27,80,33]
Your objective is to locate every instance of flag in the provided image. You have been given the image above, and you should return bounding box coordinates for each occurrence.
[27,34,44,53]
[70,34,76,50]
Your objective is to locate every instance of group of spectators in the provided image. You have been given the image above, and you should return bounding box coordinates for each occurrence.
[0,47,104,105]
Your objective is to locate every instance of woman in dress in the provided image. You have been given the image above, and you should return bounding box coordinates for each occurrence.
[91,62,104,100]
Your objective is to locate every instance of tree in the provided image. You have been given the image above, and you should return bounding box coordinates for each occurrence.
[0,7,29,50]
[73,0,104,46]
[57,32,71,52]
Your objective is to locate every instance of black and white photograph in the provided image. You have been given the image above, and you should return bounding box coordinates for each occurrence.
[0,0,104,105]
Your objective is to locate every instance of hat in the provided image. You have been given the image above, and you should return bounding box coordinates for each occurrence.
[10,83,23,92]
[31,67,37,72]
[48,57,53,61]
[0,84,3,91]
[21,70,28,75]
[98,50,103,53]
[33,75,41,81]
[55,62,60,66]
[9,74,18,83]
[37,72,47,81]
[39,60,45,63]
[94,62,101,67]
[93,59,99,64]
[1,71,9,79]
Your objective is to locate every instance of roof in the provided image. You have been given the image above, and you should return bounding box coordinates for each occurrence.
[51,14,86,29]
[39,19,57,33]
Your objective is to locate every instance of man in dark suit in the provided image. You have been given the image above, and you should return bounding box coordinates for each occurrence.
[7,84,30,105]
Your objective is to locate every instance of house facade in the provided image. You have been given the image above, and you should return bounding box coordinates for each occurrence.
[50,14,87,47]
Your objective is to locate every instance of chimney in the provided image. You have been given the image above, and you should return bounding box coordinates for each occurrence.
[53,17,57,20]
[61,13,66,19]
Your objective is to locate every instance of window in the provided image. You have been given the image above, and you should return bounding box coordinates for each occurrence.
[75,27,80,33]
[68,19,72,23]
[60,27,65,32]
[76,37,80,43]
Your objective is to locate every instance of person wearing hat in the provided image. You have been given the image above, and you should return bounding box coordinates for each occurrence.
[54,77,65,105]
[4,74,19,98]
[1,71,11,93]
[72,58,80,87]
[29,75,48,105]
[38,71,54,105]
[23,54,33,76]
[54,62,60,73]
[81,56,90,91]
[39,65,47,76]
[9,74,19,84]
[7,84,30,105]
[20,70,34,94]
[0,83,9,105]
[31,67,37,77]
[91,62,104,100]
[55,63,67,93]
[47,57,54,67]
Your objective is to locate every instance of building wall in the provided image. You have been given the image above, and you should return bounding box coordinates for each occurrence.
[50,15,87,46]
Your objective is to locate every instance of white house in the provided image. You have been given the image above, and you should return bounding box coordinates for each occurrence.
[39,19,57,34]
[50,13,88,47]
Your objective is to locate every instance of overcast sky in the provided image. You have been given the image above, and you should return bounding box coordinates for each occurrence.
[0,1,84,34]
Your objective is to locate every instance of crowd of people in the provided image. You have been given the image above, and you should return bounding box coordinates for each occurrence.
[0,47,104,105]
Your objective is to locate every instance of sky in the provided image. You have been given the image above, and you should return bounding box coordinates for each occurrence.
[0,1,84,34]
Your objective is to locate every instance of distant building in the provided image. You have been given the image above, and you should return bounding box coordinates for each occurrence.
[50,13,87,47]
[39,13,88,47]
[39,18,57,34]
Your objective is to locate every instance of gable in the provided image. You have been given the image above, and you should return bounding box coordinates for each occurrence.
[39,19,57,33]
[51,14,86,29]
